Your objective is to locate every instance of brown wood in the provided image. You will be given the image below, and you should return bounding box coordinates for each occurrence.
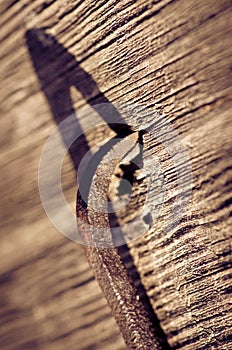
[0,0,232,349]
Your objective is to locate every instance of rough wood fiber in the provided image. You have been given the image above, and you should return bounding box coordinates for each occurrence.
[0,0,232,350]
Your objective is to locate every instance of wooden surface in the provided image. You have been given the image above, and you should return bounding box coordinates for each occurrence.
[0,0,232,349]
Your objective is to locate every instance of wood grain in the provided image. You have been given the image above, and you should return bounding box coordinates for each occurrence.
[0,0,232,349]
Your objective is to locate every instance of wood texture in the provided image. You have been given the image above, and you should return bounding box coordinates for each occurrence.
[0,0,232,349]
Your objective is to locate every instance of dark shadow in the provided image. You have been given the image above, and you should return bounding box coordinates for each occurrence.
[25,28,133,172]
[26,27,170,349]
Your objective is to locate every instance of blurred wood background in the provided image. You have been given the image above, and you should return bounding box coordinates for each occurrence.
[0,0,231,349]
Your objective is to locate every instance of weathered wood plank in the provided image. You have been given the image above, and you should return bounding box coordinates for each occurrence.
[0,0,231,349]
[0,239,126,350]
